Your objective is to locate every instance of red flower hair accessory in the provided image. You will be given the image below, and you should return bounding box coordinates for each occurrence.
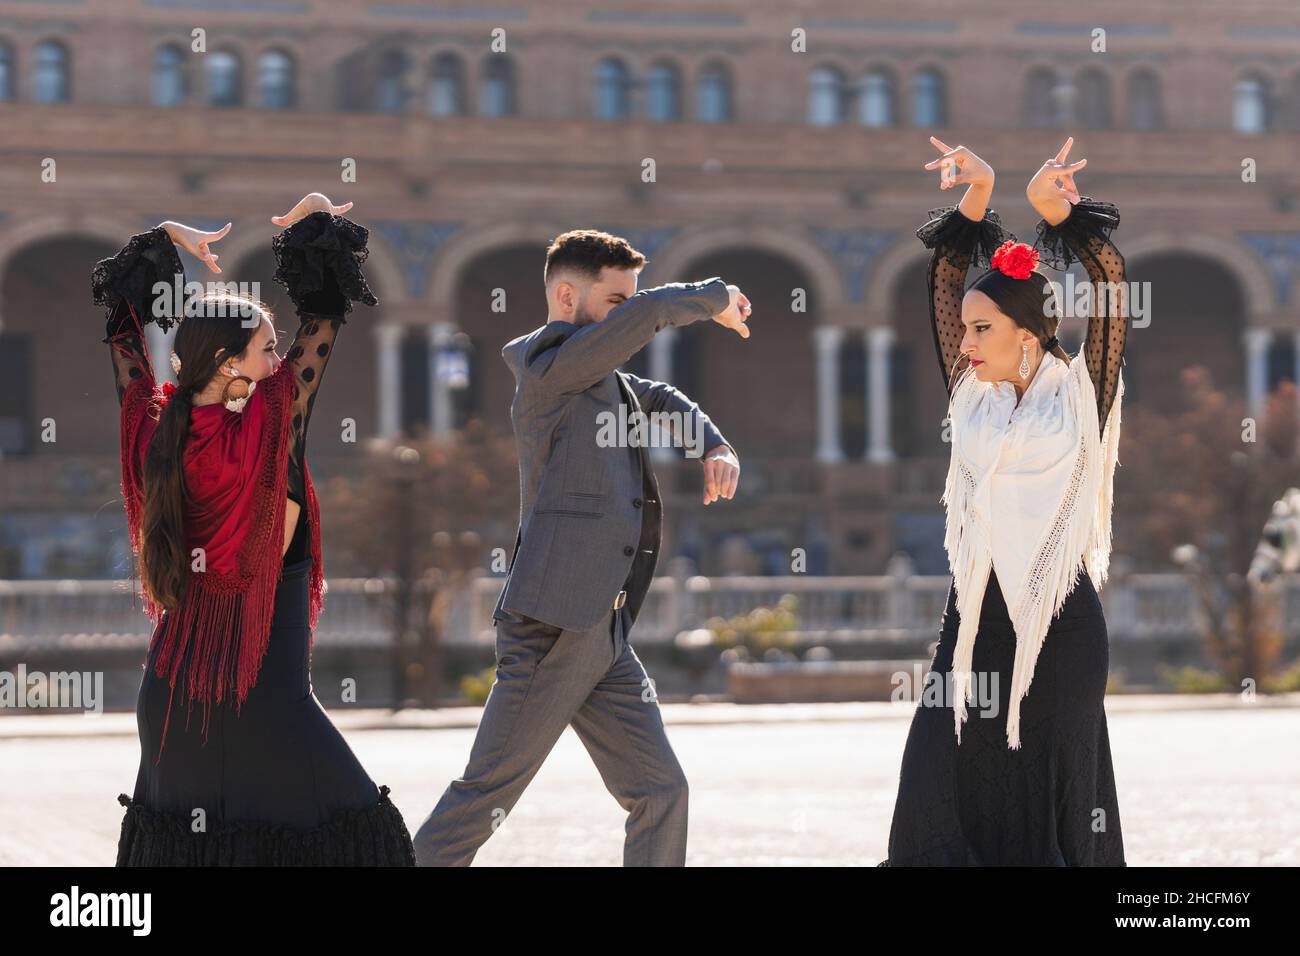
[157,380,190,410]
[991,240,1039,280]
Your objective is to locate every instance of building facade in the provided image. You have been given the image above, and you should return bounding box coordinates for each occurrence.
[1,0,1298,579]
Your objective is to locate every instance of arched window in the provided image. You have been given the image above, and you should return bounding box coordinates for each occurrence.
[257,48,295,109]
[696,60,732,122]
[1076,69,1112,129]
[0,41,15,101]
[858,68,896,127]
[206,48,242,107]
[646,60,681,121]
[1234,73,1272,133]
[375,48,407,113]
[911,67,946,127]
[1126,69,1163,130]
[595,56,631,120]
[1024,66,1060,128]
[479,55,515,117]
[152,44,187,106]
[808,64,848,125]
[32,39,69,104]
[428,51,465,116]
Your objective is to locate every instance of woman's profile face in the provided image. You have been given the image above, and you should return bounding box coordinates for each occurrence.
[231,315,280,383]
[960,290,1031,384]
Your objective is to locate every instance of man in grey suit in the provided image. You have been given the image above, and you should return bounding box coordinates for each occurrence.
[413,229,750,866]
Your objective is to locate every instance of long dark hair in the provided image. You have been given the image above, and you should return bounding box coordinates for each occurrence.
[968,268,1071,366]
[139,294,265,610]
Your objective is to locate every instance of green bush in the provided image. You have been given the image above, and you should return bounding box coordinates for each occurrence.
[708,594,800,657]
[460,665,497,705]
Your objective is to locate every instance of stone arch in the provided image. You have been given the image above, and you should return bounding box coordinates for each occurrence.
[427,221,557,312]
[651,223,844,312]
[1123,231,1276,319]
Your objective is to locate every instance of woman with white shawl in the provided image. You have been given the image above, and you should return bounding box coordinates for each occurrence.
[881,138,1128,866]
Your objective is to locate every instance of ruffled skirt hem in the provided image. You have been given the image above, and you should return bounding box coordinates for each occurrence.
[115,784,417,866]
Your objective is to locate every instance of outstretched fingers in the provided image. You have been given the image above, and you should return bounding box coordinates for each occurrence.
[197,222,230,274]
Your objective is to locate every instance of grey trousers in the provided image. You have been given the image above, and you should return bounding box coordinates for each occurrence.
[412,603,689,866]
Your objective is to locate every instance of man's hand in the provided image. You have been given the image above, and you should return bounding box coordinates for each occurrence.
[271,192,353,228]
[702,444,739,504]
[712,285,752,339]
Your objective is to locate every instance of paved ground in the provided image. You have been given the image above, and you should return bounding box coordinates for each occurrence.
[2,696,1297,866]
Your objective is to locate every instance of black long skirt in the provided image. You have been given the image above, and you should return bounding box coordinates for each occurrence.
[116,555,416,866]
[881,567,1126,866]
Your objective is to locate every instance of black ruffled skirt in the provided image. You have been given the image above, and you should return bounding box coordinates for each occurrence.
[116,555,416,866]
[881,568,1126,866]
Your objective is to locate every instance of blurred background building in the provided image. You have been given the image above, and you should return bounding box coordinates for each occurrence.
[1,0,1299,588]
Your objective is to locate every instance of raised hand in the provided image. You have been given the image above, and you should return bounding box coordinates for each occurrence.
[161,221,230,274]
[1027,136,1086,225]
[923,136,994,191]
[712,285,752,339]
[271,192,354,229]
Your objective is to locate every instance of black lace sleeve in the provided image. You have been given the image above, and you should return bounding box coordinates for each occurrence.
[1033,197,1126,432]
[270,212,378,504]
[917,205,1016,396]
[91,226,186,405]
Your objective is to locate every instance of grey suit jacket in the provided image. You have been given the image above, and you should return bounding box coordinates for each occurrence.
[492,277,736,632]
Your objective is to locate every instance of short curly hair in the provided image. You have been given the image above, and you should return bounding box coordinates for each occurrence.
[544,229,646,286]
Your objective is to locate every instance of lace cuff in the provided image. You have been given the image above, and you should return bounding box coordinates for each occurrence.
[1032,196,1121,271]
[916,205,1015,270]
[91,226,187,337]
[271,211,378,317]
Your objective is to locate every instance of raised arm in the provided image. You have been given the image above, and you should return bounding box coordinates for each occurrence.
[511,278,732,396]
[917,138,1012,397]
[1032,196,1125,431]
[92,226,187,405]
[1025,138,1126,433]
[269,209,377,504]
[917,207,1016,397]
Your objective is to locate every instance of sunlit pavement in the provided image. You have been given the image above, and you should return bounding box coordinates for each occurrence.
[2,695,1297,866]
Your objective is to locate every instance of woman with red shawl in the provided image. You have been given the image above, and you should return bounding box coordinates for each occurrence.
[97,192,416,865]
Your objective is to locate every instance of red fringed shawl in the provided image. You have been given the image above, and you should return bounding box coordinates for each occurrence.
[117,332,324,764]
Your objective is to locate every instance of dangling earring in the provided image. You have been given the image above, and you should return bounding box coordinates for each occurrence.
[220,366,256,413]
[1019,343,1030,380]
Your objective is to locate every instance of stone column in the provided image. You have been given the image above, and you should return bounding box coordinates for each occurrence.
[1244,328,1272,419]
[375,323,403,439]
[146,324,173,384]
[649,327,677,463]
[813,325,844,463]
[866,325,895,464]
[427,322,458,437]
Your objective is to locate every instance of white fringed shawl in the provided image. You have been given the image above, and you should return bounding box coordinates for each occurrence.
[942,348,1124,750]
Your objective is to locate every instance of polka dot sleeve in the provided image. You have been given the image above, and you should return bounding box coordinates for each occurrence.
[916,205,1016,397]
[281,305,344,506]
[271,214,378,505]
[1032,197,1126,434]
[92,226,186,406]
